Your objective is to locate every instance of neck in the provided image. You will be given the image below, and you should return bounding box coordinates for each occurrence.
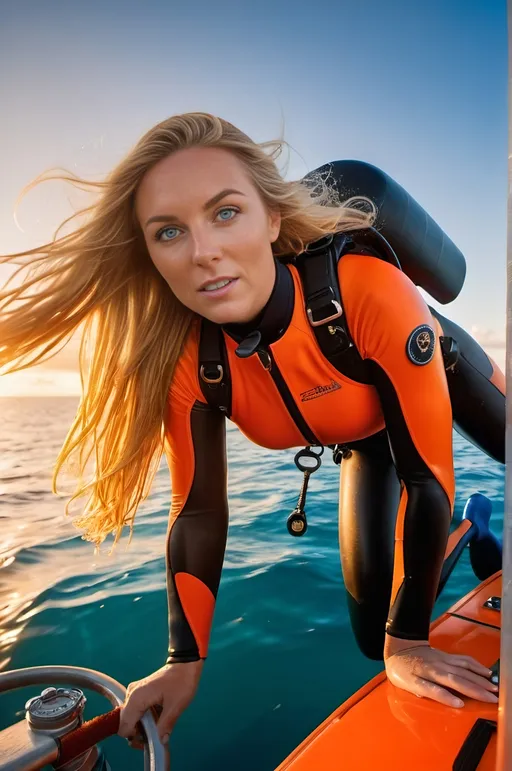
[223,257,294,347]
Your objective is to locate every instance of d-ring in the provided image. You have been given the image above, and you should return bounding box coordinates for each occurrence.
[200,365,224,384]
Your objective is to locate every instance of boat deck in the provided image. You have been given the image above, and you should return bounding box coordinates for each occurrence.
[276,573,501,771]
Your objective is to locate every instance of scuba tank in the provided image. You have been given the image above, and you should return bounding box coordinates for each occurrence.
[304,159,467,304]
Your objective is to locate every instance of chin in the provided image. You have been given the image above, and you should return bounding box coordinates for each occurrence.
[206,310,246,325]
[201,301,255,326]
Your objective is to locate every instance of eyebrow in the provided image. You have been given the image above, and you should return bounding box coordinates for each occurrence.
[144,188,246,227]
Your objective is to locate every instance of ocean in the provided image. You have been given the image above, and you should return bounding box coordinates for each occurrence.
[0,396,505,770]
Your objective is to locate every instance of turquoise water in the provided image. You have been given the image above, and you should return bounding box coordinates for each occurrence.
[0,396,505,770]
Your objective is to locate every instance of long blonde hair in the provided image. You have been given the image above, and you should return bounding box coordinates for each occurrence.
[0,113,375,548]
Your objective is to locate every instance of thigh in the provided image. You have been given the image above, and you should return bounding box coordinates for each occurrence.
[338,431,401,660]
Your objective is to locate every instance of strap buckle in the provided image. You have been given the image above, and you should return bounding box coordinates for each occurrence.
[200,364,224,384]
[439,335,460,372]
[303,234,344,327]
[306,290,343,327]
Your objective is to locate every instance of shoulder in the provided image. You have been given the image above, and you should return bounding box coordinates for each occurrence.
[169,319,205,406]
[337,252,435,359]
[338,252,421,306]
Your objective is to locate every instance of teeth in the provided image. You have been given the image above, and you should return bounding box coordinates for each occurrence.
[203,279,231,291]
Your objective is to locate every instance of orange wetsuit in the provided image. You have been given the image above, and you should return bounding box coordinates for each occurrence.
[163,252,505,663]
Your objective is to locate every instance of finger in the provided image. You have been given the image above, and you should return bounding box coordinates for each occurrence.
[150,705,164,721]
[119,693,154,738]
[126,710,163,750]
[156,708,180,744]
[411,676,465,708]
[125,680,142,696]
[440,664,499,694]
[127,734,145,751]
[423,670,499,704]
[445,654,493,678]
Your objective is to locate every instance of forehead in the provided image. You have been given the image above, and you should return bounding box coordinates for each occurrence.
[136,146,255,219]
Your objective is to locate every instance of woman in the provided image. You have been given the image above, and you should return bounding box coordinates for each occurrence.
[0,113,503,748]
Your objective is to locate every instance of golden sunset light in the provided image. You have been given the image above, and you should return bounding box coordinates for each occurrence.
[0,368,81,397]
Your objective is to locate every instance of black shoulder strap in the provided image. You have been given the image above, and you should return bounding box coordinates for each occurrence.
[296,232,353,359]
[296,228,402,383]
[198,320,232,417]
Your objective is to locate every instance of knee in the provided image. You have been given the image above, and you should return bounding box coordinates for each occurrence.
[345,592,386,661]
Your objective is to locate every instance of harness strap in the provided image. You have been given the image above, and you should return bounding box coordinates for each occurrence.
[198,319,232,416]
[295,232,354,364]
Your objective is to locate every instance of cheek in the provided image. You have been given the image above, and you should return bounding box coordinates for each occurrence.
[245,234,276,277]
[235,223,274,266]
[148,247,191,298]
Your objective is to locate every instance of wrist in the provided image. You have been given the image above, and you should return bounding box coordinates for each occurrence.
[165,654,204,666]
[384,632,429,660]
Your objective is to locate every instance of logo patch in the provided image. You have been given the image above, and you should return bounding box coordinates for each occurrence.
[406,324,435,365]
[300,379,341,402]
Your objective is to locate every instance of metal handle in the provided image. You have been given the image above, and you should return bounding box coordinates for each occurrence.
[0,666,169,771]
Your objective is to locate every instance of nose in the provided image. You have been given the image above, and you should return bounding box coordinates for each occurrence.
[189,228,222,268]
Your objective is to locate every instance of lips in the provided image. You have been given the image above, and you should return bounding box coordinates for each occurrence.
[199,277,237,292]
[198,277,239,299]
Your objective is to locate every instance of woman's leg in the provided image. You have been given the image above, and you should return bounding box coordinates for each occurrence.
[338,431,401,661]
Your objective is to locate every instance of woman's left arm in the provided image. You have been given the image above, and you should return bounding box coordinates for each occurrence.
[361,267,453,648]
[342,253,498,707]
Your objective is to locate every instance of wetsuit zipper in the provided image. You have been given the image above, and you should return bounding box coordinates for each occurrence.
[257,347,321,446]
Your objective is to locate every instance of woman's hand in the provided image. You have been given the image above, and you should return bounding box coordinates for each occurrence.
[118,660,204,747]
[384,636,498,708]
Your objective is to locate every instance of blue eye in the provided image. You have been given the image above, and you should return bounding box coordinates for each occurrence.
[156,226,180,242]
[216,207,238,221]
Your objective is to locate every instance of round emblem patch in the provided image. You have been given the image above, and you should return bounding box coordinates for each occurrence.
[406,324,436,365]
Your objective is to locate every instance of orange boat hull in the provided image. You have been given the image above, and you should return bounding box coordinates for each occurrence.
[276,573,501,771]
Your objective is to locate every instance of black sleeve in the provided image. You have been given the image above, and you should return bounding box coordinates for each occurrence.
[165,402,228,663]
[368,361,452,641]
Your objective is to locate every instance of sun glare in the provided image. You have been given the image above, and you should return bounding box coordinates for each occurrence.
[0,369,81,398]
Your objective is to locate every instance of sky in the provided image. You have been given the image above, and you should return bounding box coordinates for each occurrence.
[0,0,507,396]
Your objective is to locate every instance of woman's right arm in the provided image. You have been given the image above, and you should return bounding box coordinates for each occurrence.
[165,400,229,663]
[119,363,228,745]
